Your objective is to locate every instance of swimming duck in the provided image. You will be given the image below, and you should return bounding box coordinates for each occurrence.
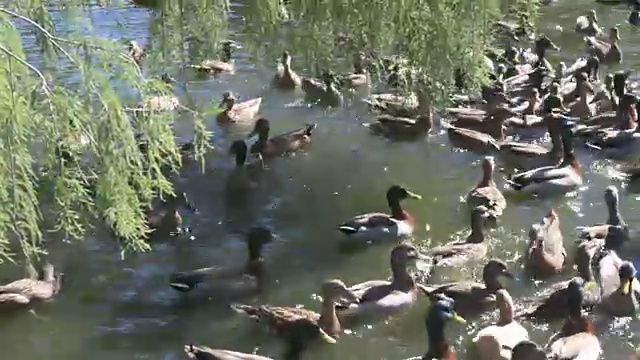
[184,317,336,360]
[127,40,146,65]
[585,26,622,65]
[339,52,369,88]
[336,244,426,319]
[428,206,488,268]
[364,91,422,117]
[169,227,273,293]
[248,118,316,161]
[598,261,640,317]
[364,113,432,141]
[189,40,238,74]
[546,278,601,359]
[421,259,514,318]
[544,83,569,115]
[511,340,547,360]
[338,186,421,242]
[449,106,518,138]
[226,140,261,191]
[145,191,196,236]
[498,114,565,170]
[216,92,262,124]
[231,279,358,340]
[576,186,628,245]
[525,209,566,279]
[442,121,501,154]
[471,289,529,360]
[0,262,62,308]
[302,71,343,107]
[409,294,466,360]
[506,120,583,196]
[575,10,603,37]
[589,73,616,113]
[273,51,302,90]
[466,156,506,220]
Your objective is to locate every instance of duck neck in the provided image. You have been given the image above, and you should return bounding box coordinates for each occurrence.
[390,261,414,290]
[318,297,340,336]
[283,343,304,360]
[467,214,485,244]
[478,166,494,188]
[607,198,622,226]
[483,274,503,291]
[388,197,406,220]
[497,300,514,326]
[426,320,450,359]
[549,127,563,160]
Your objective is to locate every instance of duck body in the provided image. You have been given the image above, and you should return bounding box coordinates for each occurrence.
[443,122,500,154]
[506,161,582,196]
[248,119,316,159]
[338,186,421,243]
[302,72,343,107]
[0,263,61,308]
[364,114,432,141]
[525,210,566,279]
[364,92,420,117]
[188,41,238,74]
[585,27,622,65]
[217,93,262,125]
[430,206,488,268]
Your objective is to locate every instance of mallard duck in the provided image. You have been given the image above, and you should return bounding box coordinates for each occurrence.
[0,262,62,308]
[442,121,500,154]
[184,317,336,360]
[598,261,640,317]
[338,185,421,242]
[336,244,427,319]
[248,118,316,161]
[506,121,583,196]
[273,51,302,90]
[421,259,514,318]
[546,278,601,359]
[529,35,560,71]
[339,52,369,88]
[466,156,506,220]
[363,114,432,141]
[585,26,622,65]
[525,210,566,279]
[216,92,262,124]
[226,140,261,191]
[471,289,529,360]
[302,71,343,107]
[169,227,273,293]
[449,106,518,139]
[187,40,238,74]
[576,10,603,37]
[127,40,146,65]
[231,279,358,339]
[498,114,565,170]
[576,186,628,244]
[429,206,488,268]
[407,294,466,360]
[145,191,196,236]
[363,92,421,117]
[568,75,596,120]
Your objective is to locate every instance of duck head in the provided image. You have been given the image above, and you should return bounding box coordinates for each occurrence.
[322,279,359,304]
[587,9,599,24]
[386,185,421,205]
[511,340,546,360]
[221,40,240,60]
[609,26,621,43]
[535,35,560,56]
[619,261,637,295]
[220,91,236,111]
[246,226,274,263]
[281,51,293,69]
[248,118,270,140]
[424,294,465,355]
[229,140,248,166]
[482,259,514,289]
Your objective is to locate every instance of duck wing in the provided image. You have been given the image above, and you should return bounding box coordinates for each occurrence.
[548,332,601,360]
[170,265,246,292]
[467,186,506,217]
[508,165,570,189]
[0,278,52,299]
[230,304,320,325]
[498,142,549,157]
[185,345,273,360]
[430,242,487,267]
[339,213,397,234]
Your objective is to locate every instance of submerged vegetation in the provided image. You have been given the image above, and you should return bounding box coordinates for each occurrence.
[0,0,536,262]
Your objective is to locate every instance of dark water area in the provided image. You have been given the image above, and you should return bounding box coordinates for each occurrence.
[1,0,640,359]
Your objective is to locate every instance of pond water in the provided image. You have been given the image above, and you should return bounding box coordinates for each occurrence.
[1,0,640,359]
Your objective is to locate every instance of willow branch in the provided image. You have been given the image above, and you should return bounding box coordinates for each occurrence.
[0,44,50,95]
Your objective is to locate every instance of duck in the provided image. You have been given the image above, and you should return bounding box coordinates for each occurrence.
[631,7,640,26]
[511,340,547,360]
[471,289,529,360]
[338,185,421,242]
[576,186,628,245]
[420,259,514,318]
[589,73,616,113]
[546,277,601,359]
[598,261,640,317]
[466,156,506,221]
[273,51,302,90]
[127,40,146,65]
[441,121,500,154]
[505,120,583,196]
[302,71,343,107]
[568,74,596,120]
[449,106,518,139]
[498,114,565,170]
[364,113,432,141]
[428,206,488,268]
[525,209,566,279]
[226,140,261,191]
[0,262,62,308]
[364,92,421,118]
[169,227,273,293]
[339,52,369,88]
[216,92,262,124]
[585,26,622,65]
[247,118,316,162]
[544,83,569,115]
[145,191,196,236]
[187,40,238,74]
[409,294,466,360]
[230,279,358,340]
[575,10,603,37]
[184,318,336,360]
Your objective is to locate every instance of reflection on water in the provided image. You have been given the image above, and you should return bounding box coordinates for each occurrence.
[2,0,640,359]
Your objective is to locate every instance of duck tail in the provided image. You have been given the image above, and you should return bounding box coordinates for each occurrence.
[338,225,358,235]
[305,123,317,136]
[230,303,261,319]
[184,344,204,359]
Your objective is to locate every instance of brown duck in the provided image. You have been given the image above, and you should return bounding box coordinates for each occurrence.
[216,92,262,125]
[525,209,566,279]
[429,206,488,268]
[274,51,302,90]
[188,40,238,74]
[466,156,506,220]
[0,262,62,309]
[248,118,316,160]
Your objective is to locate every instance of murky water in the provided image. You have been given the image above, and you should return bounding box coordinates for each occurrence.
[2,0,640,359]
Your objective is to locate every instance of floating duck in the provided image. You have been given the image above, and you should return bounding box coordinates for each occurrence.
[585,26,622,65]
[429,206,488,268]
[188,40,239,74]
[598,261,640,317]
[248,118,316,162]
[216,92,262,124]
[274,51,302,90]
[575,10,603,37]
[525,209,566,279]
[466,156,506,220]
[0,262,62,309]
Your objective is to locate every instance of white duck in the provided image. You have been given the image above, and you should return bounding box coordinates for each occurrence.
[506,121,583,196]
[336,244,425,319]
[472,289,529,360]
[338,185,421,243]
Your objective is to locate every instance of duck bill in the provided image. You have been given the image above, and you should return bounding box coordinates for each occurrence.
[502,270,515,279]
[407,191,422,200]
[584,280,597,291]
[247,130,258,139]
[318,328,337,344]
[451,312,466,324]
[550,42,560,52]
[622,279,631,295]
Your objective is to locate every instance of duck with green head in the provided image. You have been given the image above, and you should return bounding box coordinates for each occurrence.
[598,261,640,317]
[338,185,421,243]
